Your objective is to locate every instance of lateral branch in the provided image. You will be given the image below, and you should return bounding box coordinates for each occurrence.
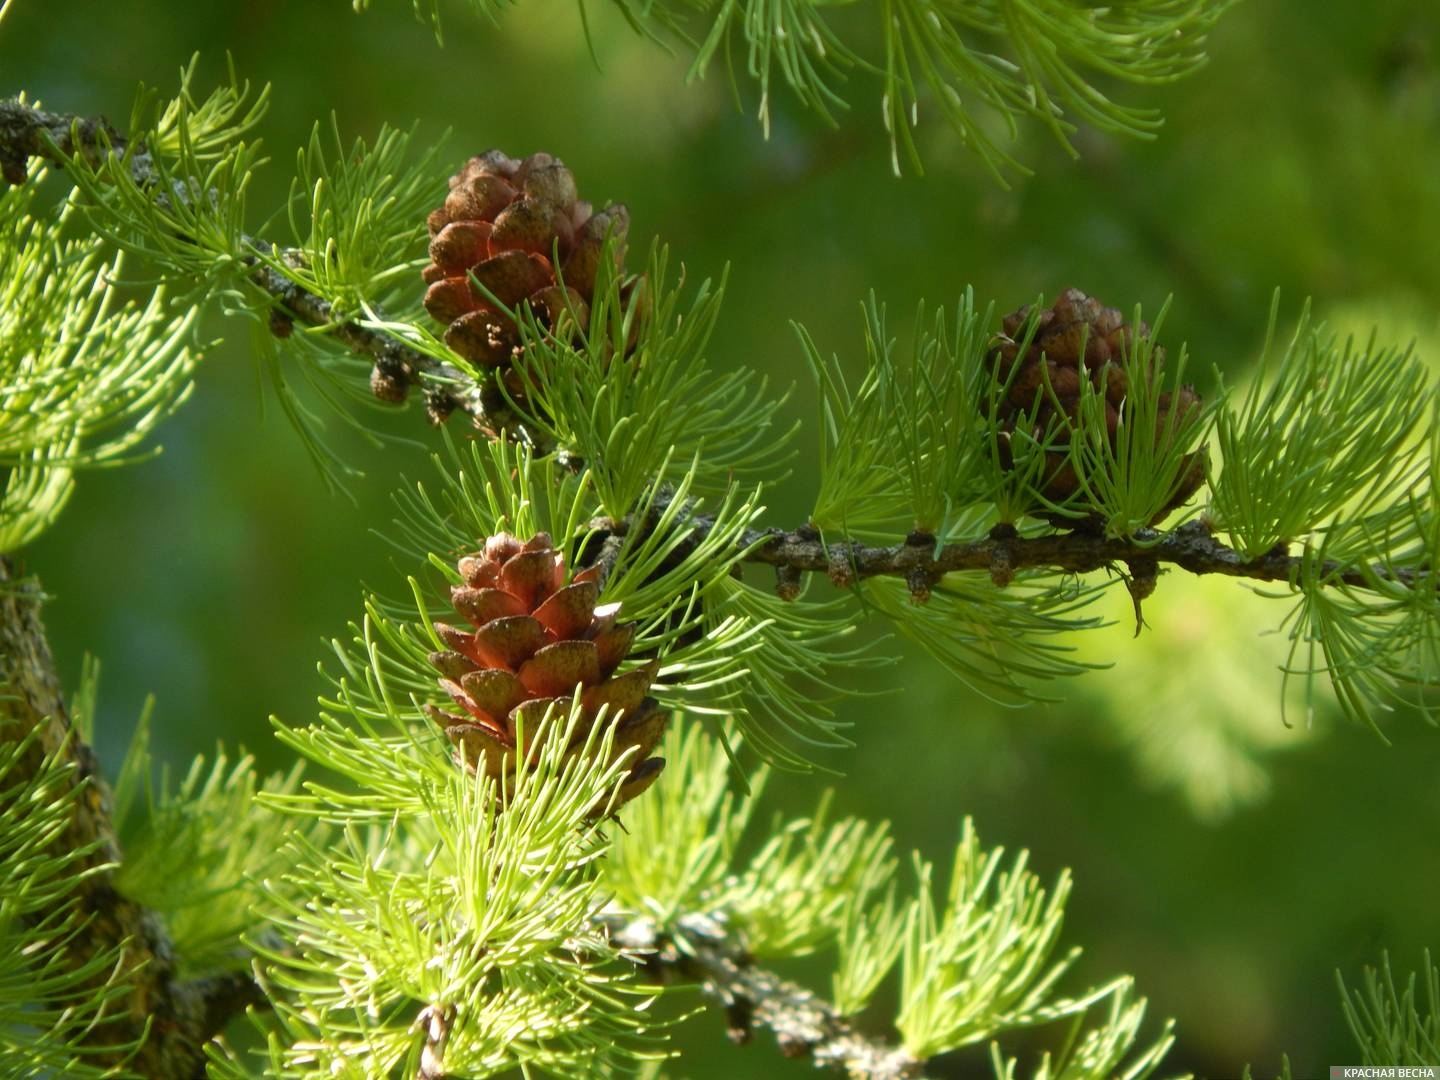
[601,910,928,1080]
[0,96,534,440]
[738,518,1420,596]
[3,99,1428,601]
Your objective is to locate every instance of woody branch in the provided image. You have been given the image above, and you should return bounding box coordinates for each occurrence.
[601,911,928,1080]
[2,98,1428,605]
[0,97,531,439]
[0,557,265,1077]
[736,518,1420,597]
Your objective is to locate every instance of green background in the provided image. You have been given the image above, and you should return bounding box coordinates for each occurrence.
[4,0,1440,1075]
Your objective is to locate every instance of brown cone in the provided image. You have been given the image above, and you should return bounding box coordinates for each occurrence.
[987,288,1206,523]
[420,152,628,380]
[425,532,667,812]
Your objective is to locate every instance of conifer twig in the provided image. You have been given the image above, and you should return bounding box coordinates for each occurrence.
[3,99,1429,604]
[250,250,534,440]
[0,99,126,183]
[602,911,928,1079]
[0,97,532,440]
[595,495,1423,604]
[0,557,266,1077]
[736,518,1425,595]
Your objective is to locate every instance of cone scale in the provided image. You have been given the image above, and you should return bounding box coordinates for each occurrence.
[986,287,1206,520]
[425,532,667,810]
[422,151,628,372]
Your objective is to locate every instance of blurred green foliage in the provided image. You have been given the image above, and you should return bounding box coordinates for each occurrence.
[3,0,1439,1074]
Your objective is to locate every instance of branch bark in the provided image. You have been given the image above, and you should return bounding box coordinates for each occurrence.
[601,911,928,1080]
[0,99,122,184]
[252,251,539,440]
[0,557,265,1077]
[737,518,1419,594]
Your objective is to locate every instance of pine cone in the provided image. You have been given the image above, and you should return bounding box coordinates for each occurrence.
[425,532,666,810]
[421,151,628,376]
[987,288,1206,521]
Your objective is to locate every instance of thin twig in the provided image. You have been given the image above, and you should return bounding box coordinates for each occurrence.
[252,250,535,440]
[736,518,1423,595]
[601,910,928,1080]
[0,97,533,439]
[592,487,1421,610]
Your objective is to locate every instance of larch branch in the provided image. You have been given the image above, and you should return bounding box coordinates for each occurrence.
[3,98,1427,605]
[602,911,928,1080]
[0,557,265,1077]
[0,96,537,441]
[736,518,1418,595]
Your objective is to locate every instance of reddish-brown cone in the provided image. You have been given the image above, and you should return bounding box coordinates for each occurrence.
[425,531,667,811]
[420,151,628,378]
[987,288,1206,522]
